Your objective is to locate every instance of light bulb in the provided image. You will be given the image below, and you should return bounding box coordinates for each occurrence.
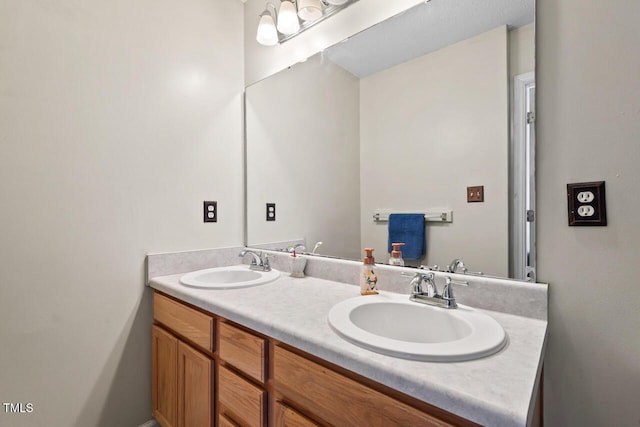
[277,0,301,35]
[298,0,323,21]
[256,13,278,46]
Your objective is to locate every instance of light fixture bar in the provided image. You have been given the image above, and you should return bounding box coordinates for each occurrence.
[278,0,360,44]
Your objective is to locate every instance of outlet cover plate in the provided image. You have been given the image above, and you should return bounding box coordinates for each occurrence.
[266,203,276,221]
[567,181,606,226]
[203,201,217,223]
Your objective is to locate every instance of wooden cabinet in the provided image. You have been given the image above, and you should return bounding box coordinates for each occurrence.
[152,290,476,427]
[274,346,462,427]
[154,292,214,352]
[152,325,214,427]
[153,293,215,427]
[218,321,268,426]
[219,415,241,427]
[177,341,213,427]
[219,322,267,384]
[218,365,267,427]
[152,325,178,427]
[274,402,319,427]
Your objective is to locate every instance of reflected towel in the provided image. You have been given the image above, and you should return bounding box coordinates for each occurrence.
[387,214,426,260]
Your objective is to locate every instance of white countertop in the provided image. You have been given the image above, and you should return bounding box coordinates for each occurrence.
[150,271,547,426]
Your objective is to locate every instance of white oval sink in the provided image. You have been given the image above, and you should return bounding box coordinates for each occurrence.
[328,293,507,362]
[179,265,280,289]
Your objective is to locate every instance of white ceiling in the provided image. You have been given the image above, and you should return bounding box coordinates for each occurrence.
[324,0,534,78]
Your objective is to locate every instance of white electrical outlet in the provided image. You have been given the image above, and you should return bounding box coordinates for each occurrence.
[577,205,595,217]
[567,181,607,226]
[577,191,595,203]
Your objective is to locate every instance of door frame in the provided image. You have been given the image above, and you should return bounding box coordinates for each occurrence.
[512,72,536,281]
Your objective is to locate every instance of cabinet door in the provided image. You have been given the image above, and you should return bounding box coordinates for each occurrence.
[152,325,178,427]
[178,341,214,427]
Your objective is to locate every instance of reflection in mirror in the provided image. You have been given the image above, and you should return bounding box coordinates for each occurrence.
[246,0,535,279]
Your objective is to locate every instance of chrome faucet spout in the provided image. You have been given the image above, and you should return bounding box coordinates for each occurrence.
[408,272,437,297]
[448,259,467,274]
[239,249,271,271]
[405,272,463,309]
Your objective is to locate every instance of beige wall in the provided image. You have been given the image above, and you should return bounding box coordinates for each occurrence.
[246,54,361,259]
[509,23,535,78]
[537,0,640,425]
[4,1,639,426]
[360,26,509,275]
[244,0,423,86]
[0,0,244,426]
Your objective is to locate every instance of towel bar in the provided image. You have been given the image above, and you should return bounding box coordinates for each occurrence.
[372,210,453,223]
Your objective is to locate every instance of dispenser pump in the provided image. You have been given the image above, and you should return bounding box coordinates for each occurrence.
[389,242,405,266]
[363,248,375,265]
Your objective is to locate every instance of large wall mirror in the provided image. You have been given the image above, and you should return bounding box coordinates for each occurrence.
[246,0,535,280]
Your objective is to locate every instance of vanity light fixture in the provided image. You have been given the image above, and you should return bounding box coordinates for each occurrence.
[256,3,279,46]
[277,0,301,35]
[297,0,323,21]
[256,0,360,46]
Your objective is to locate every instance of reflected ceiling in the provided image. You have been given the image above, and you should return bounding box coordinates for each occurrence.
[325,0,534,77]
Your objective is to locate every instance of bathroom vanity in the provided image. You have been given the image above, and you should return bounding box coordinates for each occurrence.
[147,248,547,427]
[152,291,471,426]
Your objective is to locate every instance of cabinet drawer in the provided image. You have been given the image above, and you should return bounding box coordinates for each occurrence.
[275,401,319,427]
[218,365,266,427]
[219,322,267,383]
[154,292,214,353]
[274,346,456,427]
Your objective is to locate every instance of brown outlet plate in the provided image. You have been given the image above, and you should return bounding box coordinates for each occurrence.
[567,181,607,226]
[467,186,484,203]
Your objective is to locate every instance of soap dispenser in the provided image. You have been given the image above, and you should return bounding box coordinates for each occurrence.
[389,242,405,266]
[360,248,379,295]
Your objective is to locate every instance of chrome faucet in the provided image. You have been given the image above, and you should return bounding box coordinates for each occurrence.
[407,273,467,309]
[409,272,438,298]
[447,258,467,274]
[447,258,484,276]
[239,249,271,271]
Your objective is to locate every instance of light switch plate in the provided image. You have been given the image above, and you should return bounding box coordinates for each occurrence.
[467,186,484,203]
[567,181,606,226]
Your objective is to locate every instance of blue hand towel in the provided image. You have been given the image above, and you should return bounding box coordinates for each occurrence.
[387,214,426,260]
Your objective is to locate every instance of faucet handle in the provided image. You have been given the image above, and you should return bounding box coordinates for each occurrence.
[450,278,469,286]
[442,276,470,307]
[262,253,271,271]
[441,277,458,308]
